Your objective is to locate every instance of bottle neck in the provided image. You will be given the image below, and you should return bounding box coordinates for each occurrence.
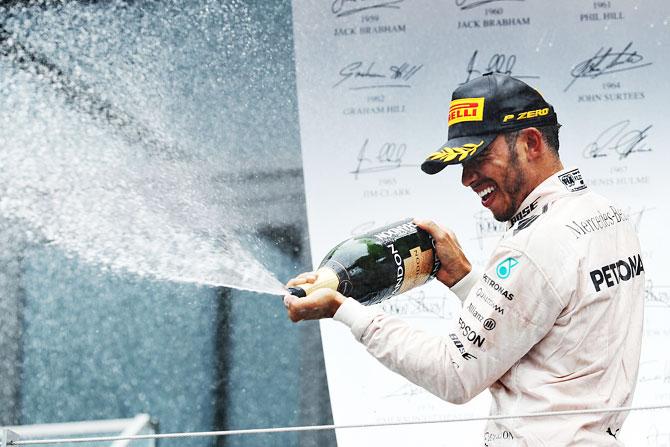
[293,266,340,296]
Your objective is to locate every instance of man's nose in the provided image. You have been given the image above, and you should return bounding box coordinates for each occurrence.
[461,163,477,187]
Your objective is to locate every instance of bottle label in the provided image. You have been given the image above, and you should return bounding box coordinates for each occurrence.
[402,246,437,293]
[373,221,418,246]
[388,243,436,296]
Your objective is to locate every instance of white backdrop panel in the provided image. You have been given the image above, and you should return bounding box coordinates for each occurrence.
[291,1,670,445]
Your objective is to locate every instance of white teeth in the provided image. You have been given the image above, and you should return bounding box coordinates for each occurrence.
[478,186,495,198]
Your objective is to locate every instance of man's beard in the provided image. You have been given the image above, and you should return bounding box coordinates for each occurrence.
[492,143,525,222]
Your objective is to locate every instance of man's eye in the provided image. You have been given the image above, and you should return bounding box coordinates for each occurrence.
[469,157,485,167]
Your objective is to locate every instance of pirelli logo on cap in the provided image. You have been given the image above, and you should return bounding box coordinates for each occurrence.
[448,97,485,126]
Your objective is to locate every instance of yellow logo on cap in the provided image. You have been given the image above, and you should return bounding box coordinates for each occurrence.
[448,97,485,126]
[502,107,550,123]
[427,140,484,163]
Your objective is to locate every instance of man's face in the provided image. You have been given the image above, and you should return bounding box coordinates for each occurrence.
[460,133,528,222]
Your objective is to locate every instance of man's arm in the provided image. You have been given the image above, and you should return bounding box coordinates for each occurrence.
[329,247,565,404]
[283,223,565,404]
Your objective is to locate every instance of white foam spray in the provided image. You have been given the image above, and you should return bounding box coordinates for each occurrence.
[0,46,287,297]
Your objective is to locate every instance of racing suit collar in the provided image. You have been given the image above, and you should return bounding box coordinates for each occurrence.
[506,167,588,230]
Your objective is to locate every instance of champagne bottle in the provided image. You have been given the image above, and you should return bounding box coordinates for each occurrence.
[288,218,440,305]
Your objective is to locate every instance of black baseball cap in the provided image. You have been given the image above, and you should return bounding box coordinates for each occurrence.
[421,73,558,175]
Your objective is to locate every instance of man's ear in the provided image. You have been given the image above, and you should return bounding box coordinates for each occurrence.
[521,127,543,161]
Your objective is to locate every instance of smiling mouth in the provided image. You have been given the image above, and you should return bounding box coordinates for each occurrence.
[478,185,496,202]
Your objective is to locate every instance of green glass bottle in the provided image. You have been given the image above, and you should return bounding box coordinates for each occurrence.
[288,218,440,305]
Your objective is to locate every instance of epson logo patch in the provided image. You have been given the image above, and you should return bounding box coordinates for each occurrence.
[458,317,486,348]
[590,253,644,292]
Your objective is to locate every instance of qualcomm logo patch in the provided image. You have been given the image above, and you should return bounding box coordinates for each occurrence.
[496,257,518,279]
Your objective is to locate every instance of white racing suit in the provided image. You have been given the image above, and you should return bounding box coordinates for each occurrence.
[334,168,645,446]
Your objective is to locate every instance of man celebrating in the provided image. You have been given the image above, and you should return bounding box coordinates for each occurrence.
[284,74,644,446]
